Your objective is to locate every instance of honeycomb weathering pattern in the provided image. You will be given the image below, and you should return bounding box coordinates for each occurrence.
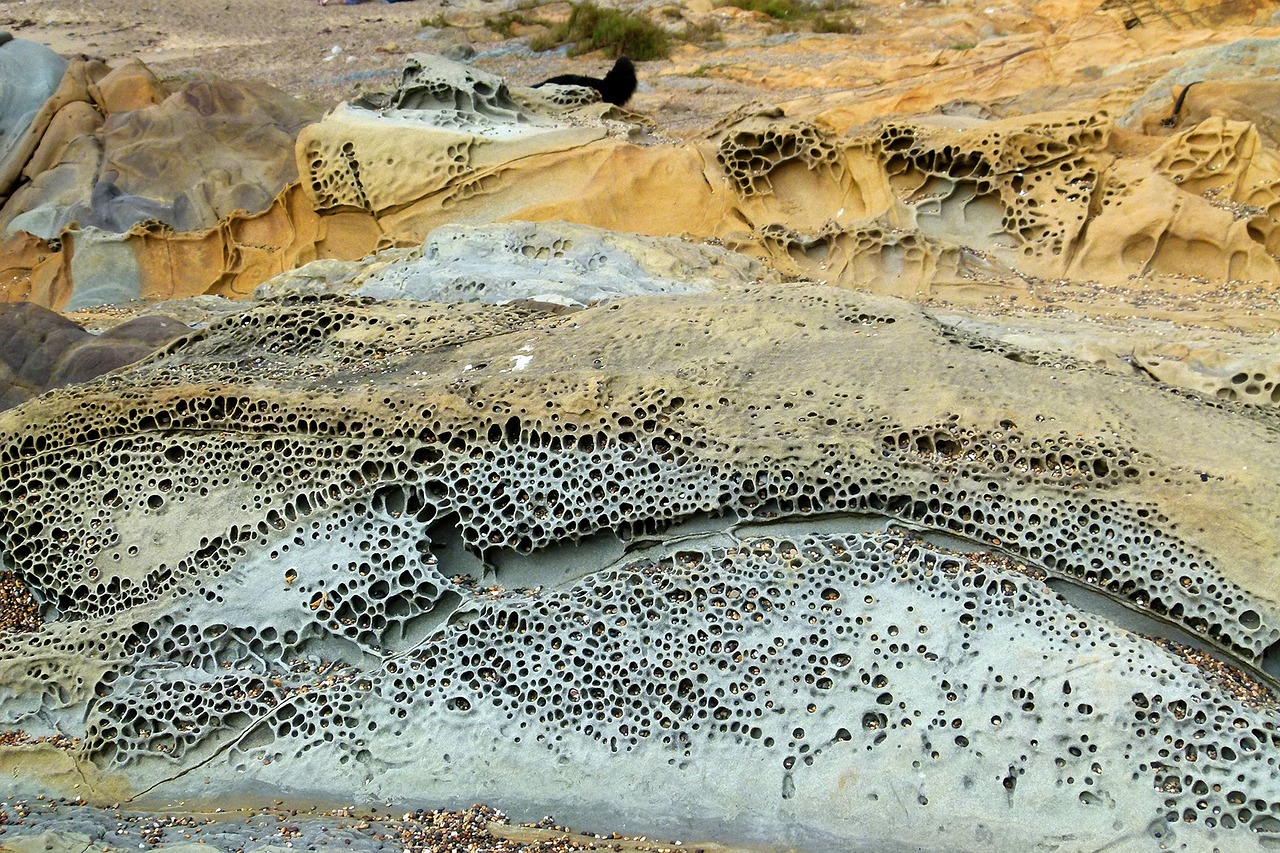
[9,49,1280,317]
[1,285,1280,849]
[387,55,526,121]
[716,115,841,197]
[295,54,606,215]
[355,221,758,307]
[870,111,1109,260]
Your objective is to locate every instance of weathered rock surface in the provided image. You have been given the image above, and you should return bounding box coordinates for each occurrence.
[1,283,1279,851]
[354,221,762,307]
[0,302,186,410]
[0,51,319,240]
[3,3,1280,851]
[0,41,322,309]
[0,37,68,201]
[1,48,1279,331]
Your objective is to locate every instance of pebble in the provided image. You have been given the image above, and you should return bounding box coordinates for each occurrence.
[0,799,703,853]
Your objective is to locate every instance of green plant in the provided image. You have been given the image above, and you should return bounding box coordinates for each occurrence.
[725,0,802,20]
[721,0,864,33]
[528,31,558,51]
[680,19,724,45]
[811,13,860,33]
[419,14,450,29]
[485,12,529,38]
[949,41,976,50]
[535,2,671,60]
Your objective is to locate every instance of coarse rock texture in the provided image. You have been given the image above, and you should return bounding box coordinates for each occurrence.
[0,301,185,410]
[1,285,1280,852]
[0,51,320,240]
[353,221,764,307]
[1,47,1280,329]
[2,1,1280,851]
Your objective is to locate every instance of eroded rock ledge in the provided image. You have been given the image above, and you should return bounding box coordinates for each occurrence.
[1,284,1278,851]
[3,48,1280,333]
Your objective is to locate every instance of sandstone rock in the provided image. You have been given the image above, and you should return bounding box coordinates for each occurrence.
[3,48,1280,327]
[0,301,185,410]
[355,221,761,306]
[87,57,168,115]
[93,78,320,233]
[0,38,69,201]
[1,67,320,244]
[297,55,609,215]
[1,286,1278,851]
[3,6,1280,851]
[1132,342,1280,405]
[1121,37,1280,136]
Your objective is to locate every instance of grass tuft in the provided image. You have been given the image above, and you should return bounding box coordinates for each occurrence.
[811,13,861,33]
[533,2,671,60]
[725,0,803,20]
[723,0,863,32]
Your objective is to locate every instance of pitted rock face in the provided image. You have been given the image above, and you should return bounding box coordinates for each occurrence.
[297,54,606,215]
[866,111,1110,263]
[716,115,841,198]
[1,286,1279,851]
[355,221,761,307]
[387,55,527,123]
[8,49,1280,321]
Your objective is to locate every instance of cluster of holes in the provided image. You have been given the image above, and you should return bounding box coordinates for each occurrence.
[93,531,1280,844]
[523,84,600,109]
[1134,689,1280,832]
[85,675,280,766]
[1157,122,1248,188]
[2,296,1278,804]
[284,488,444,651]
[304,140,371,212]
[371,533,1279,835]
[935,322,1092,369]
[839,309,897,327]
[876,116,1105,256]
[389,57,526,125]
[758,222,950,274]
[717,121,840,197]
[173,294,545,371]
[1215,369,1280,406]
[309,56,539,211]
[884,416,1147,488]
[944,321,1280,424]
[134,616,318,675]
[306,136,470,214]
[517,237,575,262]
[0,296,1272,662]
[442,173,501,209]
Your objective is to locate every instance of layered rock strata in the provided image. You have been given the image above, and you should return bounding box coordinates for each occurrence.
[0,283,1278,851]
[0,48,1279,329]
